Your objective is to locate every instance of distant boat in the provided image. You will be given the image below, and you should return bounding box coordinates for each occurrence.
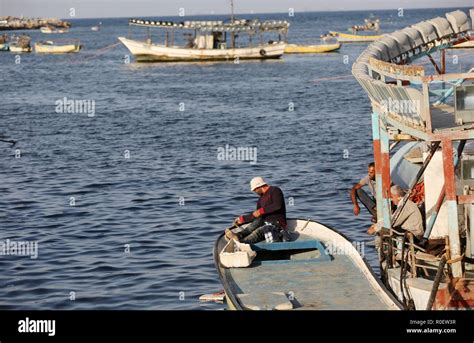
[119,18,289,62]
[0,34,9,51]
[34,41,81,53]
[91,22,102,31]
[452,32,474,48]
[214,219,402,310]
[349,17,381,34]
[285,42,341,54]
[9,35,32,53]
[40,26,68,34]
[328,31,383,43]
[9,44,32,53]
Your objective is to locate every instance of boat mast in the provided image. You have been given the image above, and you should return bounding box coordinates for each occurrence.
[230,0,235,48]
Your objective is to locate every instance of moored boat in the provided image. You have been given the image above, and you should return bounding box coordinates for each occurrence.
[40,26,68,34]
[328,31,383,43]
[0,33,9,51]
[214,219,402,310]
[34,40,81,53]
[118,18,289,62]
[9,35,32,53]
[91,22,102,31]
[452,33,474,48]
[284,42,341,54]
[349,17,381,34]
[352,8,474,310]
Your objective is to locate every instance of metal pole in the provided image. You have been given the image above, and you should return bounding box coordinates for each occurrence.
[230,0,235,48]
[372,112,384,228]
[380,120,392,229]
[392,141,440,225]
[424,140,466,239]
[441,139,463,278]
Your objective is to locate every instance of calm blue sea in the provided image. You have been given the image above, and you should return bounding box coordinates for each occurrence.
[0,7,472,309]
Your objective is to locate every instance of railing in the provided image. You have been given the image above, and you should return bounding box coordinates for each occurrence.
[352,9,474,136]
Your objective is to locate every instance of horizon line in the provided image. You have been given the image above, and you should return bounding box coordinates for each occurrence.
[37,5,472,21]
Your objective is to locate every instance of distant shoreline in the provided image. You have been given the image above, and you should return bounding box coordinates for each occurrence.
[15,6,474,21]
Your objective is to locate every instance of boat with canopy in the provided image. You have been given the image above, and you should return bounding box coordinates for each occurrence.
[118,18,289,62]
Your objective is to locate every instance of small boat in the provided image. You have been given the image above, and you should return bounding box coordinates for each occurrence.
[0,34,9,51]
[452,35,474,48]
[9,35,32,53]
[119,18,289,62]
[214,219,402,310]
[91,22,102,31]
[9,44,32,53]
[34,41,81,53]
[349,17,381,34]
[284,42,341,54]
[40,26,68,34]
[328,31,383,43]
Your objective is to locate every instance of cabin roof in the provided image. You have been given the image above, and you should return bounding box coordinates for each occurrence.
[128,18,290,32]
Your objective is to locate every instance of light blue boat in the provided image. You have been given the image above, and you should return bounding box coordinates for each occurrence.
[214,219,402,310]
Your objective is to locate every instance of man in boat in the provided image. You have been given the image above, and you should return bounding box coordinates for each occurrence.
[351,162,377,222]
[225,177,289,244]
[386,185,424,239]
[367,184,424,240]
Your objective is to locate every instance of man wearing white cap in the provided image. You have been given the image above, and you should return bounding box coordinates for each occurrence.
[225,177,288,244]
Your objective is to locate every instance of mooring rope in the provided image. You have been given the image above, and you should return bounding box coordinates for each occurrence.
[68,42,122,64]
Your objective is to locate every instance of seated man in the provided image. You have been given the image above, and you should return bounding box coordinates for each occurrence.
[351,162,377,222]
[390,185,424,239]
[226,177,288,244]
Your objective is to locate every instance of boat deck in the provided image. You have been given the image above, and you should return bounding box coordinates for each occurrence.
[431,104,474,132]
[218,229,396,310]
[225,255,391,310]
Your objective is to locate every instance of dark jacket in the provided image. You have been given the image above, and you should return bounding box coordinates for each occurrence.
[239,186,287,229]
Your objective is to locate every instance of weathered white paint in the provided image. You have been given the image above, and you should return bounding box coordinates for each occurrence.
[118,37,286,62]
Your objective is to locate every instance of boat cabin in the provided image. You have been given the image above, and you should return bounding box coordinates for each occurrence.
[126,18,289,50]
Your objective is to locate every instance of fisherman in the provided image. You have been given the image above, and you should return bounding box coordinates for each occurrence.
[389,185,424,239]
[225,177,289,244]
[351,162,377,222]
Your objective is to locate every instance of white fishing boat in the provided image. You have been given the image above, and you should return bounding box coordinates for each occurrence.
[91,22,102,31]
[215,219,402,310]
[9,35,32,53]
[34,40,81,53]
[40,26,68,34]
[118,18,289,62]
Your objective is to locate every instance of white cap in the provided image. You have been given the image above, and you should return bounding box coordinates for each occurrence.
[250,177,267,191]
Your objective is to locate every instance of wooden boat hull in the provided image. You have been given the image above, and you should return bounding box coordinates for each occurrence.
[329,31,382,43]
[34,43,81,53]
[214,219,402,310]
[118,37,286,62]
[284,43,341,54]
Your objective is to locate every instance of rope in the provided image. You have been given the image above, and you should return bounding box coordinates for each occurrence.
[68,42,122,64]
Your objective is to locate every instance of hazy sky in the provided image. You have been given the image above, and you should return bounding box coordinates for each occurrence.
[1,0,472,19]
